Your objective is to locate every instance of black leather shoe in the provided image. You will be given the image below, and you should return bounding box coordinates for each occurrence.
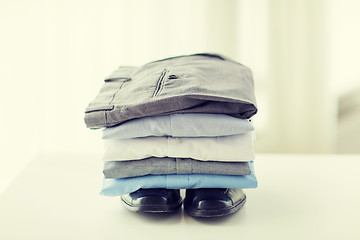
[184,188,246,217]
[121,188,182,213]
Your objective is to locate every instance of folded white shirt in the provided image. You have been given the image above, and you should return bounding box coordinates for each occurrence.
[103,132,255,162]
[102,113,254,139]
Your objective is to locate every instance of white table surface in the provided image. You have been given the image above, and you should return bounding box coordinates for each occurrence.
[0,154,359,240]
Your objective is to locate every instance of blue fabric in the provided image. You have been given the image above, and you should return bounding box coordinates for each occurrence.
[100,162,257,196]
[102,113,254,139]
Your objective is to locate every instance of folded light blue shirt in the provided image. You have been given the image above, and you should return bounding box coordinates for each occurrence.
[102,113,254,139]
[100,162,257,196]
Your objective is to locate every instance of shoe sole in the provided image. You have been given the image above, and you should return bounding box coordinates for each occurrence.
[121,197,183,213]
[184,196,246,218]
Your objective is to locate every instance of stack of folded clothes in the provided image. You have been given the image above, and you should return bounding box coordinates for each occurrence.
[84,53,258,217]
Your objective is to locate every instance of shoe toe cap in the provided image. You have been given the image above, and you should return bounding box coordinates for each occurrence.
[197,199,232,210]
[185,188,245,210]
[122,189,181,207]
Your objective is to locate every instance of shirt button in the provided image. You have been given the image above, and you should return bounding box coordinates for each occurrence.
[168,75,178,79]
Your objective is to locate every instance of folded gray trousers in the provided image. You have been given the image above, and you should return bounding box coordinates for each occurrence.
[84,53,257,129]
[103,157,252,178]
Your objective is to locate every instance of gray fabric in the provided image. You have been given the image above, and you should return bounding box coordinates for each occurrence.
[103,157,252,178]
[85,53,257,129]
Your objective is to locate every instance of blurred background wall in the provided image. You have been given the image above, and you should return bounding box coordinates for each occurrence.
[1,0,360,193]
